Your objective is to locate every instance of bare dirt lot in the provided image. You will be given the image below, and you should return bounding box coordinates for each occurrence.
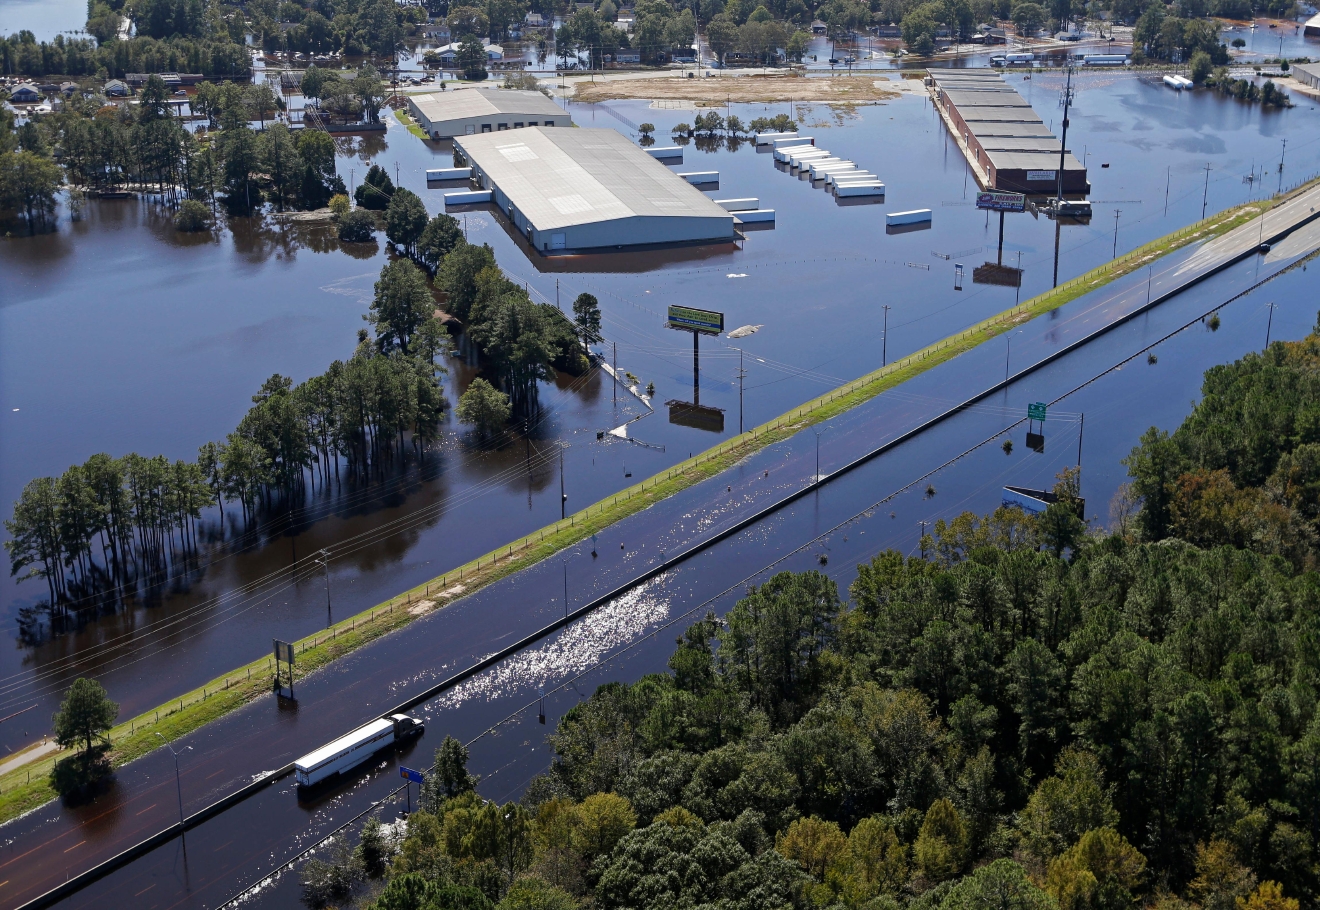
[571,74,902,104]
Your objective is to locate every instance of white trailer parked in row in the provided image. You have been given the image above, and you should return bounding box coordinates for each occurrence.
[294,714,425,788]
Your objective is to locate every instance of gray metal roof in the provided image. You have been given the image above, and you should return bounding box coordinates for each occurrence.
[959,107,1044,123]
[1292,61,1320,83]
[978,137,1063,151]
[943,89,1032,107]
[965,122,1054,137]
[985,148,1086,171]
[410,88,564,123]
[455,127,734,231]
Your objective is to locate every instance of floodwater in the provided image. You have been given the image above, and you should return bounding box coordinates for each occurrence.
[0,0,86,42]
[2,71,1319,762]
[30,212,1320,910]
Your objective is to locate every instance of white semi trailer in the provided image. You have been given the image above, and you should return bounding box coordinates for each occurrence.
[295,713,425,788]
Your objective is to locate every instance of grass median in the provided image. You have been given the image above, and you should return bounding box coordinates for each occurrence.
[0,178,1314,829]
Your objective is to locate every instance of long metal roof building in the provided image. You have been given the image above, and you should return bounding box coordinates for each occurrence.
[929,68,1088,195]
[407,89,571,139]
[453,127,736,253]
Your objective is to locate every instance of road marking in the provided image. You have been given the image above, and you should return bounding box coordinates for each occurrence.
[214,840,232,852]
[205,769,224,780]
[135,884,156,896]
[136,803,158,816]
[63,841,85,853]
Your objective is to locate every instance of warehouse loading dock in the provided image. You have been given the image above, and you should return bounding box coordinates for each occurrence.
[452,127,736,253]
[406,89,572,140]
[928,69,1089,195]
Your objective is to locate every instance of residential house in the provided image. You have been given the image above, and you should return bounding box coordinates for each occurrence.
[9,82,40,103]
[104,79,131,96]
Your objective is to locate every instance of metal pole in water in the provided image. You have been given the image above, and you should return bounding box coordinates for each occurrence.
[882,305,890,366]
[1265,302,1277,351]
[317,549,331,627]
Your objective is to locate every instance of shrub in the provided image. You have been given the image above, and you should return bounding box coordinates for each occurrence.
[328,193,350,219]
[338,208,377,242]
[174,199,211,232]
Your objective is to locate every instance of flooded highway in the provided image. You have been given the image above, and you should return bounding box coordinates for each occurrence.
[4,74,1319,766]
[4,191,1317,909]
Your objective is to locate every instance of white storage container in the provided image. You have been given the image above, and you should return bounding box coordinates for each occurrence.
[887,208,931,224]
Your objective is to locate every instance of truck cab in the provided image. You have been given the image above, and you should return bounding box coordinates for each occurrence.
[391,714,425,738]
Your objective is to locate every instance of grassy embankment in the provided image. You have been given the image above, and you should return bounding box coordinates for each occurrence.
[0,179,1313,828]
[394,107,429,139]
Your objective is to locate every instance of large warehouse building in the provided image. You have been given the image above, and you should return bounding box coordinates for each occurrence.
[452,127,736,253]
[406,89,571,140]
[930,69,1089,195]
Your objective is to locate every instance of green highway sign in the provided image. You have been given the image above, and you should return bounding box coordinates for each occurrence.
[1028,402,1047,421]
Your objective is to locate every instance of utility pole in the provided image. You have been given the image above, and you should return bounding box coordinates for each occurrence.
[612,342,617,407]
[1077,412,1084,469]
[919,521,927,560]
[1164,166,1171,216]
[1202,163,1211,219]
[1112,208,1121,259]
[562,561,568,618]
[738,348,745,434]
[556,278,560,310]
[1146,265,1152,305]
[316,548,330,627]
[1055,65,1074,210]
[1278,137,1287,194]
[882,305,890,366]
[559,444,566,519]
[1264,302,1277,351]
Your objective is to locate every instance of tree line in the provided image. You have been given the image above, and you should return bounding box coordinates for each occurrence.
[301,316,1320,910]
[4,202,603,636]
[2,0,430,79]
[1,71,350,234]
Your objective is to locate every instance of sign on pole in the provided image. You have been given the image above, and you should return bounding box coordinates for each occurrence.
[273,640,295,665]
[666,305,725,335]
[976,191,1027,213]
[1028,402,1047,422]
[399,766,425,785]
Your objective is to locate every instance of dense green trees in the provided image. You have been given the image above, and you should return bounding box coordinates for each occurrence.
[457,379,513,440]
[0,74,345,231]
[1123,319,1320,568]
[49,678,118,795]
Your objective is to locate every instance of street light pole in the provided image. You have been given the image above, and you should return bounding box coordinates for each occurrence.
[812,428,827,483]
[559,444,566,519]
[154,733,190,828]
[1264,302,1277,351]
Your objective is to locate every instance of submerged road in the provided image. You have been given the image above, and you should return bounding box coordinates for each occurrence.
[5,185,1320,910]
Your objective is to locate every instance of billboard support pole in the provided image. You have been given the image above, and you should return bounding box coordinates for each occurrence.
[998,210,1005,265]
[693,329,700,406]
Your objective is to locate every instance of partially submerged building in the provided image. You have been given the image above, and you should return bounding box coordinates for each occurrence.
[452,126,736,252]
[407,88,571,140]
[929,69,1089,195]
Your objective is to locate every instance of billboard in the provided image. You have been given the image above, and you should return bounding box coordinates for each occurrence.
[666,305,724,335]
[976,190,1027,212]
